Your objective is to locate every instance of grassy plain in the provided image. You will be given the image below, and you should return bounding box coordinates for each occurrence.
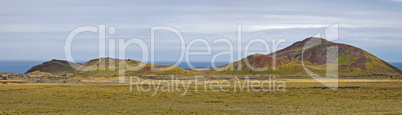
[0,79,401,114]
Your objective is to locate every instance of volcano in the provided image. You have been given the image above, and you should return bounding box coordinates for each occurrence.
[216,37,401,76]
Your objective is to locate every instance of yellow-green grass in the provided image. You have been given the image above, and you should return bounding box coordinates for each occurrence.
[0,79,401,114]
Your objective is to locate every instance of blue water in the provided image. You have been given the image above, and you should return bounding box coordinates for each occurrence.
[1,61,400,74]
[0,61,44,74]
[389,62,402,69]
[0,61,229,74]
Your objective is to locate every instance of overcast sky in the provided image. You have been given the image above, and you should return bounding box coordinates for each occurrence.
[0,0,401,63]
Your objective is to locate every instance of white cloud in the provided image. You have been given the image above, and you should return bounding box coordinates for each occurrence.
[0,0,401,62]
[381,0,402,2]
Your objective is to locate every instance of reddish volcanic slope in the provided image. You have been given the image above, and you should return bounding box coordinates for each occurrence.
[219,37,401,75]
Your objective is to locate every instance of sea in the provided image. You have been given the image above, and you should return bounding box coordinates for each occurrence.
[0,61,229,74]
[1,61,401,74]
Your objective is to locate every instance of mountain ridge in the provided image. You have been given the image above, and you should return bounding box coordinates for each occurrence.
[24,37,401,76]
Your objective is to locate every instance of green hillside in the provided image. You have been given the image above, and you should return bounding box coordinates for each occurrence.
[74,58,198,76]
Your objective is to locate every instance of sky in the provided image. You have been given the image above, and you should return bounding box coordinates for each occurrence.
[0,0,401,63]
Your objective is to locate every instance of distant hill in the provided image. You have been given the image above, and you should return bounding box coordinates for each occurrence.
[26,58,197,76]
[214,37,401,76]
[25,59,81,75]
[74,58,197,76]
